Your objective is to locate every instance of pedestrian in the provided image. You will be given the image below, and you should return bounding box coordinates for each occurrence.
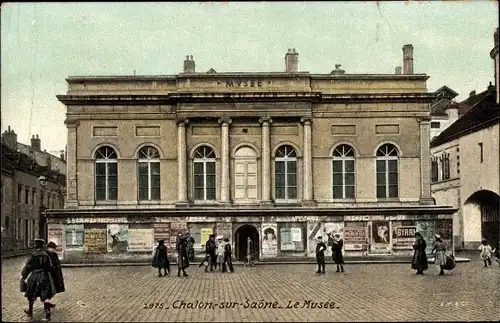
[176,234,189,277]
[205,234,217,272]
[411,232,428,275]
[431,234,447,275]
[222,237,234,273]
[216,236,225,272]
[478,238,493,267]
[20,238,56,321]
[493,242,500,267]
[187,233,196,262]
[315,236,326,274]
[332,233,345,273]
[45,242,65,308]
[152,240,170,277]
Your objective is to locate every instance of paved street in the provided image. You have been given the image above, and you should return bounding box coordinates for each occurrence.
[2,255,499,322]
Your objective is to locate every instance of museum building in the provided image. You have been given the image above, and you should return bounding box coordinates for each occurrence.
[47,45,456,263]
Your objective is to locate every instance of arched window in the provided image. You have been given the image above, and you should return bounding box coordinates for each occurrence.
[138,146,160,201]
[332,144,355,199]
[275,145,297,200]
[376,144,399,199]
[234,147,258,201]
[95,146,118,201]
[193,146,216,201]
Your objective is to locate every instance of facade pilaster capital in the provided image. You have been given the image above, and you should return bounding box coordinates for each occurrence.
[417,116,431,124]
[258,117,273,125]
[176,118,189,126]
[300,117,312,125]
[64,120,80,128]
[218,117,232,125]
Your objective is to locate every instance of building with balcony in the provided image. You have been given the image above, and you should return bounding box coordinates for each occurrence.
[48,45,456,263]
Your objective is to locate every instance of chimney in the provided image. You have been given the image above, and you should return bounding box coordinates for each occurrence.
[330,64,345,75]
[469,90,476,97]
[395,66,402,74]
[1,126,18,151]
[183,55,195,73]
[285,48,298,72]
[31,134,41,150]
[402,44,414,74]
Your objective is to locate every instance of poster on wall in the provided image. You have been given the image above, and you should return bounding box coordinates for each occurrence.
[170,222,188,253]
[307,222,343,256]
[129,228,154,252]
[370,221,391,254]
[216,222,232,243]
[416,220,436,255]
[393,225,416,249]
[201,228,213,248]
[344,222,368,251]
[279,224,305,252]
[107,224,129,253]
[47,224,64,260]
[84,229,107,253]
[153,223,170,250]
[262,223,278,256]
[435,219,453,251]
[65,224,84,249]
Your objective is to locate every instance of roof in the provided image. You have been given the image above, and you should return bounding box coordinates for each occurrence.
[435,85,459,99]
[430,87,498,148]
[431,99,468,117]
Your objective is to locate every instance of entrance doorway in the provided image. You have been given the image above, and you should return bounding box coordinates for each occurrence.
[235,225,259,262]
[464,190,500,248]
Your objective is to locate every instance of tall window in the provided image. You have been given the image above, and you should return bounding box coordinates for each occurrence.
[193,146,216,201]
[95,146,118,201]
[376,144,399,199]
[234,147,258,201]
[138,146,160,201]
[440,154,450,180]
[431,158,439,182]
[478,142,483,163]
[275,145,297,200]
[332,144,355,199]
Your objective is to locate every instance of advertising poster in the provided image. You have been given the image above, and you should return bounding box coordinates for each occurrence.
[47,224,64,260]
[416,220,436,255]
[370,221,391,254]
[153,223,170,250]
[307,222,343,256]
[262,223,277,256]
[170,222,188,253]
[107,224,129,253]
[393,224,416,248]
[65,224,84,248]
[344,222,367,251]
[216,222,232,242]
[128,228,154,252]
[279,224,305,252]
[84,229,107,253]
[201,228,213,248]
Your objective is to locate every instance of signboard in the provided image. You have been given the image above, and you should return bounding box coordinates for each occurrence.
[262,223,277,256]
[370,221,391,254]
[416,220,436,255]
[170,222,188,253]
[153,223,170,250]
[344,222,367,251]
[129,228,154,252]
[107,224,129,253]
[84,229,107,253]
[394,226,416,247]
[47,224,64,260]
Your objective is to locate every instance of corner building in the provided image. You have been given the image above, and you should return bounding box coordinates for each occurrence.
[49,46,456,263]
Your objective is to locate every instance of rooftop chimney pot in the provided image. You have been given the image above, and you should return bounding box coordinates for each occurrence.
[285,48,299,73]
[469,90,476,97]
[402,44,414,74]
[395,66,402,74]
[183,55,195,73]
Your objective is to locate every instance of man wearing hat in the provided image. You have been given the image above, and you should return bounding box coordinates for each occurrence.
[45,241,65,308]
[315,236,327,274]
[20,238,56,321]
[205,234,217,272]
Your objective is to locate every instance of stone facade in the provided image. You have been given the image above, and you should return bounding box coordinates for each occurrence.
[48,46,456,263]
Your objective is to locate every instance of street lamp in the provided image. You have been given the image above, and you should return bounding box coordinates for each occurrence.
[38,176,47,188]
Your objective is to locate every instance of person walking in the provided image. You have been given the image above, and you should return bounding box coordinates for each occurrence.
[205,234,217,272]
[431,234,447,275]
[45,242,65,308]
[152,240,170,277]
[222,237,234,273]
[332,233,345,273]
[176,234,189,277]
[216,236,225,272]
[187,234,196,262]
[478,238,493,267]
[20,238,56,321]
[411,232,428,275]
[315,236,327,274]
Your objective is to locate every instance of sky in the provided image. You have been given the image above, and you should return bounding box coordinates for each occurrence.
[1,1,498,154]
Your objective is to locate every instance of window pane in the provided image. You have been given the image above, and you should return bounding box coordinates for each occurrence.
[150,162,160,175]
[389,185,398,198]
[345,186,355,198]
[194,162,203,174]
[139,188,149,200]
[108,188,117,200]
[206,175,216,189]
[287,173,297,186]
[95,163,106,175]
[96,175,106,189]
[376,173,386,185]
[388,173,398,185]
[333,173,343,186]
[275,174,285,188]
[194,188,204,200]
[388,160,398,172]
[376,160,386,172]
[108,175,117,190]
[345,173,355,186]
[194,175,204,188]
[287,161,297,173]
[108,162,117,175]
[276,187,285,199]
[345,160,355,172]
[96,188,106,201]
[151,175,160,189]
[138,163,148,175]
[332,161,342,173]
[287,187,297,199]
[206,188,216,200]
[138,175,148,190]
[376,186,386,199]
[206,162,215,175]
[333,186,343,199]
[151,188,160,200]
[275,161,285,174]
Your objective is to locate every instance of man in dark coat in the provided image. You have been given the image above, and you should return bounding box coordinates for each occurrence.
[176,234,189,277]
[411,232,428,275]
[45,241,65,308]
[332,234,345,272]
[187,234,195,261]
[205,234,217,272]
[21,238,56,321]
[315,236,327,274]
[222,237,234,273]
[152,240,170,277]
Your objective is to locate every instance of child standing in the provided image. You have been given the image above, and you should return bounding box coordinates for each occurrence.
[478,238,493,267]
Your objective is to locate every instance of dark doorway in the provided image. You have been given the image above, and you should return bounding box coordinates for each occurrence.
[235,225,259,262]
[465,190,500,249]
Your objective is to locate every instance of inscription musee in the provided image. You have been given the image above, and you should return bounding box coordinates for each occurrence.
[219,79,264,87]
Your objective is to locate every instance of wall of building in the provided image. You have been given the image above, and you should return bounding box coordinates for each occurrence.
[17,143,66,176]
[1,172,15,250]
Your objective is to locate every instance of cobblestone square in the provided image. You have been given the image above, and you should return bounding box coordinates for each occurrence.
[2,256,499,322]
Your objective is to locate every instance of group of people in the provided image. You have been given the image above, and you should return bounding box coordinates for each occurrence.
[19,238,65,321]
[315,233,345,274]
[152,232,234,277]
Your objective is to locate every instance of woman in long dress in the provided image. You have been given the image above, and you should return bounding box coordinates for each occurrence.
[332,234,344,273]
[411,232,428,275]
[431,234,446,275]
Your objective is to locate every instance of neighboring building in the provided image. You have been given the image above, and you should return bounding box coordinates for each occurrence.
[430,85,460,141]
[431,29,500,251]
[1,127,66,253]
[49,45,456,264]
